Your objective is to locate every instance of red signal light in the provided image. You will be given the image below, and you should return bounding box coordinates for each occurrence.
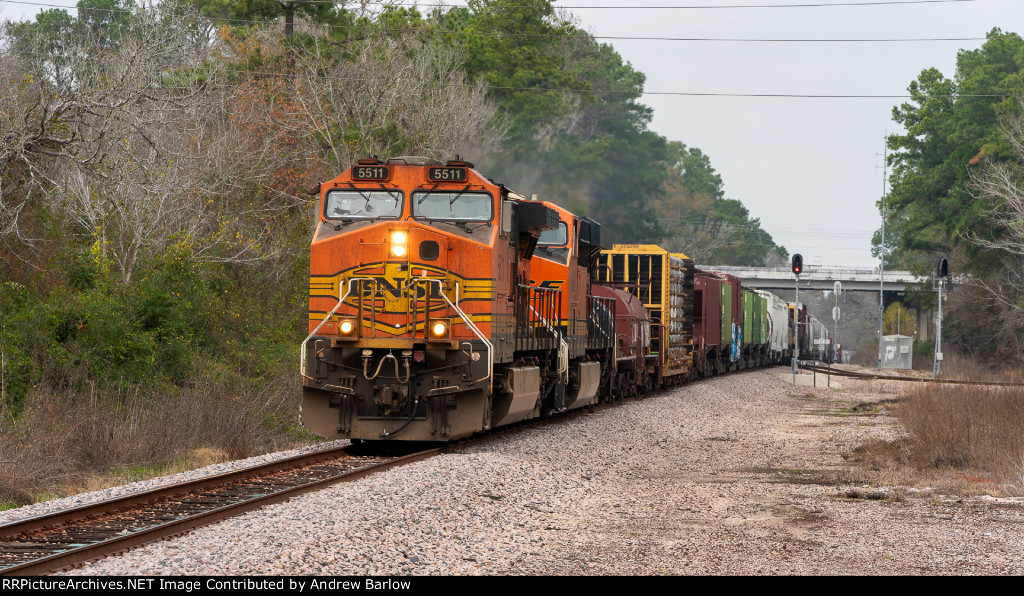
[792,254,803,276]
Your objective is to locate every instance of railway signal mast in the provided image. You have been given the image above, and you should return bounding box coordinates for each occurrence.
[934,258,949,377]
[833,279,842,363]
[792,253,803,382]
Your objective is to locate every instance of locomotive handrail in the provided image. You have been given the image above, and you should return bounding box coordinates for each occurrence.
[518,284,566,380]
[300,277,373,380]
[426,278,493,391]
[589,295,615,343]
[526,302,568,382]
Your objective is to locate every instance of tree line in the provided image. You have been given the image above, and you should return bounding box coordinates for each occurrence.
[881,28,1024,363]
[0,1,784,431]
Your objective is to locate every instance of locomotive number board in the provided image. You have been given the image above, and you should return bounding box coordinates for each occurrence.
[427,167,467,182]
[352,165,390,180]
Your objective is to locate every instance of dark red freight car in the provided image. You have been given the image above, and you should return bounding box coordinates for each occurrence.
[591,284,652,398]
[693,271,723,377]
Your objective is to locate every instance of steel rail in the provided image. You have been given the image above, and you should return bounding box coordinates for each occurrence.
[802,364,1024,387]
[0,446,441,576]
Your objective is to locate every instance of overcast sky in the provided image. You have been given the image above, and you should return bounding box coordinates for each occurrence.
[558,0,1024,268]
[3,0,1022,268]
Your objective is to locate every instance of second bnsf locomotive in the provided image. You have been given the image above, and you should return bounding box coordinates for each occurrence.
[300,157,823,442]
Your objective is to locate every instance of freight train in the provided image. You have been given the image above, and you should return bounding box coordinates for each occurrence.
[300,157,828,442]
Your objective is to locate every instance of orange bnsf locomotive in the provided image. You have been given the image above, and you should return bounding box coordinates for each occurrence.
[301,157,820,442]
[301,156,613,441]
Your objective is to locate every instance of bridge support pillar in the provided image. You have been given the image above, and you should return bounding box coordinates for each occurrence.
[916,306,929,342]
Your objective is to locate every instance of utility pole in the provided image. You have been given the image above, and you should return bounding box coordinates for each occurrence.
[878,142,887,370]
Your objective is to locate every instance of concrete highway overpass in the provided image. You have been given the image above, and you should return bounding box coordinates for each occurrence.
[701,266,930,292]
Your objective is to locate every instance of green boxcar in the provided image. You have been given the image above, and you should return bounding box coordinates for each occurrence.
[743,289,767,346]
[743,289,754,345]
[720,282,732,347]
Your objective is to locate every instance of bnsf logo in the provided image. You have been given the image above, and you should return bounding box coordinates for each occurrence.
[531,280,564,290]
[343,264,449,314]
[310,263,493,315]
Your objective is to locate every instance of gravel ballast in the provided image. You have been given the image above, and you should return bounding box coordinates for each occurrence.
[8,367,1023,575]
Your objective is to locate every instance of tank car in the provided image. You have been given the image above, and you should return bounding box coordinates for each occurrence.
[787,302,830,360]
[805,314,830,361]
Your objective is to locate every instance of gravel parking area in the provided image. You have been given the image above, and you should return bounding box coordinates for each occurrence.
[26,367,1024,575]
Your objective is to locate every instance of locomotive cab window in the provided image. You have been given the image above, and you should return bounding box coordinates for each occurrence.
[325,190,404,220]
[536,221,569,263]
[537,222,568,246]
[412,191,492,222]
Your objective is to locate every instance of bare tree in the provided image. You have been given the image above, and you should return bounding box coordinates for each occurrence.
[5,5,503,283]
[287,28,502,169]
[0,32,71,241]
[1,5,209,238]
[968,97,1024,324]
[659,219,743,265]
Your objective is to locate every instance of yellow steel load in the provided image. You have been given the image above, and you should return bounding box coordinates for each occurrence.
[596,244,695,380]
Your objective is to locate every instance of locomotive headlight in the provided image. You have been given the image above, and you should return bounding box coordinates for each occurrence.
[390,230,408,258]
[337,318,359,340]
[428,319,450,340]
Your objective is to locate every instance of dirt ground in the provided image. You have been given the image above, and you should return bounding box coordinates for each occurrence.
[571,367,1024,575]
[47,365,1024,576]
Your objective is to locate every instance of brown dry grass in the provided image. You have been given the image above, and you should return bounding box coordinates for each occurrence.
[0,369,307,506]
[852,354,1024,496]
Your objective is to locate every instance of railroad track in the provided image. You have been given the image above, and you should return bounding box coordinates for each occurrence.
[802,363,1024,387]
[0,367,776,576]
[0,444,441,576]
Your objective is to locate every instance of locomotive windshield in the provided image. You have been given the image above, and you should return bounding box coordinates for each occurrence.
[325,189,403,220]
[412,191,492,222]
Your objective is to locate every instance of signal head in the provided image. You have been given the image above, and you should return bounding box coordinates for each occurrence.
[792,253,803,276]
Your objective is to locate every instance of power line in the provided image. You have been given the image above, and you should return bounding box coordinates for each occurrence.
[192,0,989,7]
[8,46,1010,99]
[2,0,989,10]
[594,36,986,42]
[413,0,986,7]
[0,0,995,43]
[662,218,875,236]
